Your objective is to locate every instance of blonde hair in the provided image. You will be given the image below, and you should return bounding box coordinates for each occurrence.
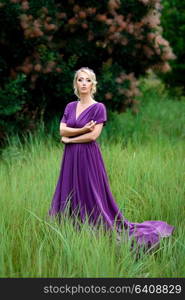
[73,67,97,98]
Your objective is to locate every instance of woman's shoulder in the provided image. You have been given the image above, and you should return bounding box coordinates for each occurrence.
[67,101,77,105]
[65,101,77,109]
[95,101,106,106]
[95,101,106,109]
[93,102,107,116]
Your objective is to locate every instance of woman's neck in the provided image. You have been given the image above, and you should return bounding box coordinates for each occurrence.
[78,94,94,105]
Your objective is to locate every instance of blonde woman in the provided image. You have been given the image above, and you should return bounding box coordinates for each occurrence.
[49,67,174,250]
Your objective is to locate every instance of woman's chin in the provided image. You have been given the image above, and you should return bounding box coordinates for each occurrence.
[80,91,89,95]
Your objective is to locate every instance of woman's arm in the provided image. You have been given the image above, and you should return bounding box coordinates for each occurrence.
[60,123,87,137]
[69,131,94,143]
[60,120,97,137]
[63,123,103,143]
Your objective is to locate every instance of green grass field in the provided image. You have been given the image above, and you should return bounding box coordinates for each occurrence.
[1,78,185,277]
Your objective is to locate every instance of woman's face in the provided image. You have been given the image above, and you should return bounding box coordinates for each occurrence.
[76,71,93,96]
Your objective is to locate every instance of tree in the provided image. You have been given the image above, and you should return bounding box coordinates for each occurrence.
[0,0,175,145]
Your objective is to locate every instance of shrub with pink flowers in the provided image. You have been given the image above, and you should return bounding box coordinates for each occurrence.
[0,0,175,144]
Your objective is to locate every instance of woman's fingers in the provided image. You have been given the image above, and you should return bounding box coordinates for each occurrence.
[89,121,96,131]
[90,120,96,126]
[84,120,96,131]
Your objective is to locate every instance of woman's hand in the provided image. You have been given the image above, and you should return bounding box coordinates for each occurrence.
[83,120,97,132]
[61,136,70,144]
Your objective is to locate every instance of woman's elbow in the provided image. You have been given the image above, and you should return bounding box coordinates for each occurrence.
[60,129,65,136]
[91,132,101,141]
[91,124,103,141]
[60,123,67,136]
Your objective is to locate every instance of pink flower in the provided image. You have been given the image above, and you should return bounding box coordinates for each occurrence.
[21,1,29,10]
[161,62,171,72]
[143,45,154,58]
[10,0,20,3]
[155,35,169,47]
[57,12,67,19]
[56,67,62,73]
[109,25,116,33]
[152,62,171,73]
[127,24,134,34]
[79,11,86,19]
[115,14,124,26]
[105,92,113,100]
[33,20,41,28]
[21,63,33,74]
[96,14,107,22]
[81,23,88,29]
[34,64,42,72]
[33,28,44,37]
[120,21,127,30]
[115,77,123,83]
[88,31,94,41]
[147,32,156,41]
[45,24,57,31]
[142,13,160,28]
[161,48,176,60]
[20,21,29,29]
[68,18,77,25]
[108,0,121,11]
[87,8,96,15]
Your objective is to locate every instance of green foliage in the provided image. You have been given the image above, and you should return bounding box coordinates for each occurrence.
[0,74,27,115]
[160,0,185,92]
[0,74,30,145]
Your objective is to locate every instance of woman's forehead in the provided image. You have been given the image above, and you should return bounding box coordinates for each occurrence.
[77,71,90,79]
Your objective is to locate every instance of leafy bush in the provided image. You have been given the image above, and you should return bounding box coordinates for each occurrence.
[160,0,185,94]
[0,74,29,145]
[0,0,175,145]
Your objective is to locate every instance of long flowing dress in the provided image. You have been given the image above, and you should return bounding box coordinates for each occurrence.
[48,100,174,250]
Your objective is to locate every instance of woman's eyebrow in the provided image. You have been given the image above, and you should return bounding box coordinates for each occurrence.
[78,76,90,79]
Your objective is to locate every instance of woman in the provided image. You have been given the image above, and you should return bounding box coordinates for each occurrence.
[48,67,174,251]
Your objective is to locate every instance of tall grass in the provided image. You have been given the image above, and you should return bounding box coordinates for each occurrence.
[1,77,185,277]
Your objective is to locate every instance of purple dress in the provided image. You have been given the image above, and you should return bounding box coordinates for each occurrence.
[49,101,174,249]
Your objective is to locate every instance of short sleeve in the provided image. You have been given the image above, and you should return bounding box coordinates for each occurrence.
[94,103,107,126]
[60,103,70,123]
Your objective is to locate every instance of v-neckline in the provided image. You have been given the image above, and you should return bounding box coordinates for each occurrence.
[75,101,98,121]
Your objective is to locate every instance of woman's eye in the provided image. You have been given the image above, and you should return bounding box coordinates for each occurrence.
[78,79,91,82]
